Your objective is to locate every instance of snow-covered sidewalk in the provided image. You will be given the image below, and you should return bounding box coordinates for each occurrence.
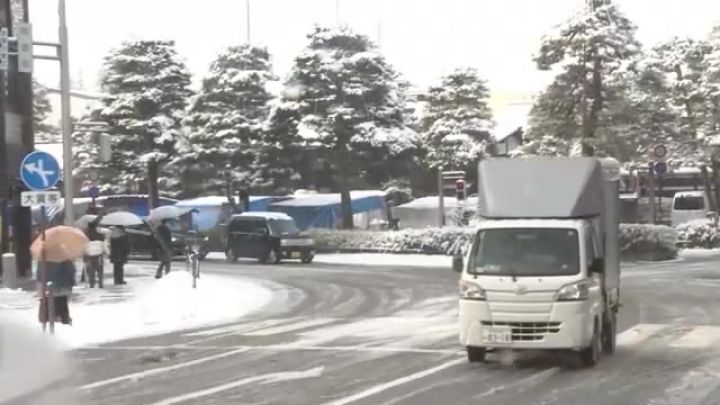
[313,253,453,269]
[0,264,272,348]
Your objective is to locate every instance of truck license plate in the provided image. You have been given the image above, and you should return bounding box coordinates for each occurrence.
[482,328,512,344]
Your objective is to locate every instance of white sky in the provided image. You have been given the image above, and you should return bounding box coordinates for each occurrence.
[30,0,720,118]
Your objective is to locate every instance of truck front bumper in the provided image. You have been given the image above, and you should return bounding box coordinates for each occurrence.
[459,300,594,350]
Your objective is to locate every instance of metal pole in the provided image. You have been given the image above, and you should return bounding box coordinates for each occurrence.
[245,0,250,43]
[59,0,74,225]
[336,0,340,24]
[648,164,656,224]
[437,168,445,227]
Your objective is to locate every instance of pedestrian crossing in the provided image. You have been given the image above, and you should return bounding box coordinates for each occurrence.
[618,324,720,350]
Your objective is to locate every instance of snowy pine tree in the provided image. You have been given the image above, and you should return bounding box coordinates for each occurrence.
[254,99,303,195]
[174,44,275,197]
[33,80,58,143]
[420,68,493,171]
[528,0,641,157]
[627,38,705,165]
[96,40,192,203]
[287,26,416,228]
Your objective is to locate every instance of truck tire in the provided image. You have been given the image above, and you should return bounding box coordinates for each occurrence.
[466,346,486,363]
[579,322,601,368]
[602,312,617,355]
[226,249,237,263]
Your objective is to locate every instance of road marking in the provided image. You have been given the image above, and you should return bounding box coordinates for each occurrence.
[182,319,286,338]
[149,366,324,405]
[473,367,561,399]
[616,324,665,346]
[671,326,720,349]
[244,318,337,336]
[321,358,465,405]
[84,343,459,355]
[79,349,248,391]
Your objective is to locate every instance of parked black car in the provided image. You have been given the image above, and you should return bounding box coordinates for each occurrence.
[225,212,315,264]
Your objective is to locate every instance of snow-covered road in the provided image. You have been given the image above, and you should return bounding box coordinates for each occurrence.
[5,252,720,405]
[0,264,272,349]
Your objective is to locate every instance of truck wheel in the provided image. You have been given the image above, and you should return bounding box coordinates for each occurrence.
[579,323,601,368]
[466,346,486,363]
[260,249,281,265]
[225,249,237,263]
[301,254,314,264]
[602,312,617,355]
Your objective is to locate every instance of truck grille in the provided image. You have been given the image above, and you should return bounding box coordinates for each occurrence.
[481,321,561,341]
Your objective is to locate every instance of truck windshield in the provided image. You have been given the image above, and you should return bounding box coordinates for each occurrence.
[472,228,580,276]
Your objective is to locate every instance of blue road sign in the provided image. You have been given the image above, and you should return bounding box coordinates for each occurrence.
[653,161,668,176]
[20,151,60,191]
[88,186,100,199]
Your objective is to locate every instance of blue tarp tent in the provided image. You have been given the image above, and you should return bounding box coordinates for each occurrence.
[175,196,275,232]
[269,191,387,230]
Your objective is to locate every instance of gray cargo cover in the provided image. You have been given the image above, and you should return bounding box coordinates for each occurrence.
[477,158,604,219]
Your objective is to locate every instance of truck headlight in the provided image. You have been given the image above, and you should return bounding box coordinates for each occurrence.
[459,280,486,301]
[555,281,589,301]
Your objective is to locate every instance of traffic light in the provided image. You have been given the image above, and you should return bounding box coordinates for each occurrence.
[98,133,112,162]
[455,179,466,201]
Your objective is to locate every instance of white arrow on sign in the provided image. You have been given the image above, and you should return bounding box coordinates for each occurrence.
[24,160,56,189]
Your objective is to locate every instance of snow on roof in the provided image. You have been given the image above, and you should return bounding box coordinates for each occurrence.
[176,195,269,207]
[396,196,479,210]
[492,102,532,142]
[271,190,386,207]
[674,190,705,197]
[233,211,293,220]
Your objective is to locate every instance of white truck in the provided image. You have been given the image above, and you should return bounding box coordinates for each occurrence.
[455,157,621,367]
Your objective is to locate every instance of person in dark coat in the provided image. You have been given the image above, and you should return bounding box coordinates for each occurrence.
[154,220,173,278]
[109,226,130,285]
[83,220,106,287]
[154,220,173,279]
[36,260,76,325]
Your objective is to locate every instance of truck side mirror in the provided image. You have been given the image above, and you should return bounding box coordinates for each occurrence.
[590,258,605,274]
[452,255,464,273]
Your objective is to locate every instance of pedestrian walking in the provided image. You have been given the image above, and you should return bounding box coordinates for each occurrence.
[84,220,106,288]
[154,220,173,279]
[36,260,76,325]
[109,226,129,285]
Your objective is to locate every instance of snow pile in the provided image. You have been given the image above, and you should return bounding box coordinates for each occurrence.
[0,268,272,348]
[620,223,678,261]
[676,219,720,248]
[312,224,678,261]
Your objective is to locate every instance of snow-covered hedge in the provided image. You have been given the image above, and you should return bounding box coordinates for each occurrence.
[311,224,678,261]
[310,227,475,256]
[675,219,720,249]
[619,224,678,262]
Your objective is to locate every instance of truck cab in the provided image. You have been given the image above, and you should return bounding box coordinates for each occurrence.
[457,157,620,368]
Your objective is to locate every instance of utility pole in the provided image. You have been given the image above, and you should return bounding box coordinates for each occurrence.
[335,0,340,25]
[245,0,251,43]
[59,0,74,225]
[0,0,9,258]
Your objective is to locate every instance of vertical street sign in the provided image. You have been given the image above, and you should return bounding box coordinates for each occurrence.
[0,27,8,71]
[15,21,32,73]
